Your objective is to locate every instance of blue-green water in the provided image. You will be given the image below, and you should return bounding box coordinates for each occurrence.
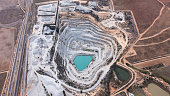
[73,55,93,71]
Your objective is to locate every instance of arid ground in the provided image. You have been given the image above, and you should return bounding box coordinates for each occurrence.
[113,0,163,34]
[125,0,170,66]
[0,72,7,94]
[0,0,169,95]
[0,0,24,94]
[113,0,170,89]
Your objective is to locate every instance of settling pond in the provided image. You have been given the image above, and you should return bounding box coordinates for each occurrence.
[114,66,130,82]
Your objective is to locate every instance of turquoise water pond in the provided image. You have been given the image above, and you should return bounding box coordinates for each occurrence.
[73,55,93,71]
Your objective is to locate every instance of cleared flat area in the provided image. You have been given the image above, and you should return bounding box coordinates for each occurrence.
[126,0,170,65]
[126,40,170,64]
[141,6,170,38]
[0,0,17,8]
[0,28,14,71]
[113,0,162,33]
[147,83,169,96]
[151,66,170,84]
[0,8,23,24]
[0,0,25,94]
[136,28,170,45]
[132,87,146,96]
[160,0,170,6]
[0,72,7,95]
[134,55,170,69]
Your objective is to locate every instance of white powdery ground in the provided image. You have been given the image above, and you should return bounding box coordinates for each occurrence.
[26,0,129,96]
[27,35,65,96]
[56,17,127,93]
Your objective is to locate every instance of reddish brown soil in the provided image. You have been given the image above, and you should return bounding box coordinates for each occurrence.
[152,66,170,83]
[125,0,170,65]
[126,40,170,64]
[134,56,170,69]
[0,8,23,24]
[160,0,170,5]
[0,0,17,8]
[141,7,170,38]
[0,28,14,71]
[0,0,25,95]
[0,72,7,95]
[113,0,163,34]
[136,28,170,45]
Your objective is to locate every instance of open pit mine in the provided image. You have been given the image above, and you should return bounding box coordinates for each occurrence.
[26,0,139,96]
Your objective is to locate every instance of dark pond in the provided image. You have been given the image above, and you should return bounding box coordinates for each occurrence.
[114,66,130,82]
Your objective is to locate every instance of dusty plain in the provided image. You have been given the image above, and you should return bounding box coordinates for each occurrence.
[114,0,170,95]
[0,0,24,95]
[113,0,162,34]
